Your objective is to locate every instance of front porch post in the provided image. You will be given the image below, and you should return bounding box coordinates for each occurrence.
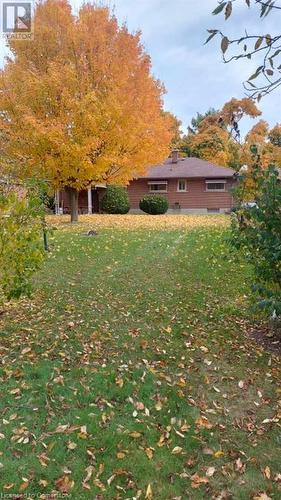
[55,190,60,215]
[87,187,92,215]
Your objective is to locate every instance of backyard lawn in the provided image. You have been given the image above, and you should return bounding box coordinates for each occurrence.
[0,215,280,499]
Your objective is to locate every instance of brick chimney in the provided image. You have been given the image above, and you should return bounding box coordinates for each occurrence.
[171,150,179,164]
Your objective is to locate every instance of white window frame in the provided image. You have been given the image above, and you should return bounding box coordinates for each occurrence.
[148,181,168,193]
[177,179,187,192]
[205,180,226,192]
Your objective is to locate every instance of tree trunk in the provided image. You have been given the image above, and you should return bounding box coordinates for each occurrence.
[66,187,79,223]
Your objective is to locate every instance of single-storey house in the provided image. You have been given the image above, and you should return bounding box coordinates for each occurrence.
[58,152,236,215]
[127,152,236,214]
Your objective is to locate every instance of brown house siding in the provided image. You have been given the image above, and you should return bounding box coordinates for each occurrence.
[127,178,234,211]
[58,177,235,214]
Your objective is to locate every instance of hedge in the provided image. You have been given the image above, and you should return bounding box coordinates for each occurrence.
[101,186,130,214]
[139,194,168,215]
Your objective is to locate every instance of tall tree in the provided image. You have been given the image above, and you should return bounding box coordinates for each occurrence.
[0,0,173,221]
[164,112,183,149]
[268,123,281,146]
[241,120,281,167]
[179,98,261,167]
[187,108,218,134]
[207,0,281,99]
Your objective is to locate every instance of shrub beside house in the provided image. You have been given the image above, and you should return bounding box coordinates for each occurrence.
[101,186,130,214]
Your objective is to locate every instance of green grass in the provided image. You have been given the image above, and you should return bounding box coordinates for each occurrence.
[0,219,280,499]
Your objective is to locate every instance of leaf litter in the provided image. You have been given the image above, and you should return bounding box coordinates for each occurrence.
[0,215,280,498]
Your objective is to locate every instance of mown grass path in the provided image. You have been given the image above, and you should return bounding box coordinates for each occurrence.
[0,215,280,499]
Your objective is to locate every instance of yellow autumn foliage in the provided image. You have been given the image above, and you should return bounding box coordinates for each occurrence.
[47,213,230,231]
[0,0,173,190]
[184,98,261,168]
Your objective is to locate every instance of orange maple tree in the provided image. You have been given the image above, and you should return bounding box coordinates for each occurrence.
[241,121,281,170]
[181,98,261,168]
[0,0,173,221]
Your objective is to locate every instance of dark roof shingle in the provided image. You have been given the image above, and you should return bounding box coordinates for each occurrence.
[138,157,235,179]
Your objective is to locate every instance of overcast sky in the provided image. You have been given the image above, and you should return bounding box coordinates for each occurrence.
[0,0,280,135]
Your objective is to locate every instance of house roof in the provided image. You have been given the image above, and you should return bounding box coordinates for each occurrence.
[138,157,235,180]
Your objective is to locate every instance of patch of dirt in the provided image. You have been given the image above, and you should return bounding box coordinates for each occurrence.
[248,324,281,355]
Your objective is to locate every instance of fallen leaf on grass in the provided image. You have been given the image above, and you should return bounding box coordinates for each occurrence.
[67,441,77,450]
[21,347,31,355]
[145,447,154,460]
[37,453,50,467]
[164,326,172,334]
[177,389,185,398]
[202,447,214,455]
[262,466,271,480]
[171,446,183,455]
[38,479,48,487]
[78,425,87,439]
[53,375,64,385]
[195,416,212,429]
[200,346,209,353]
[55,475,74,493]
[206,467,216,477]
[185,457,195,467]
[93,478,106,491]
[177,377,187,388]
[129,431,142,439]
[107,474,116,486]
[10,388,21,395]
[82,465,94,489]
[135,402,145,410]
[55,424,69,433]
[4,484,14,490]
[115,377,124,388]
[155,401,162,411]
[140,340,148,350]
[87,448,96,460]
[19,479,29,492]
[145,483,153,499]
[180,423,190,433]
[191,473,209,489]
[235,458,245,473]
[157,434,166,447]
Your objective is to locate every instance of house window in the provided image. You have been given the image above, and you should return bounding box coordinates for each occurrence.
[177,179,186,192]
[206,180,226,192]
[148,181,168,193]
